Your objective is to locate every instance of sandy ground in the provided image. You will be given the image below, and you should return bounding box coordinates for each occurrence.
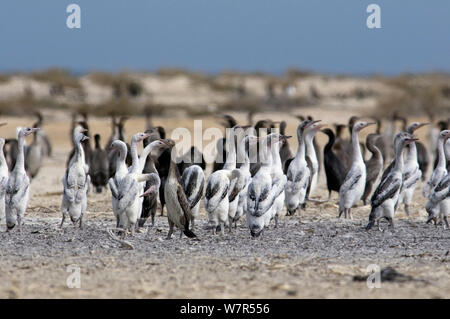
[0,108,449,299]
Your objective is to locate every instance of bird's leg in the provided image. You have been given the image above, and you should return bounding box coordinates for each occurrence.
[389,218,395,228]
[344,209,348,219]
[349,209,353,220]
[179,229,183,239]
[228,217,233,233]
[160,204,164,216]
[404,204,410,216]
[190,216,195,230]
[116,217,120,228]
[17,215,22,233]
[377,219,383,232]
[220,222,225,235]
[443,216,449,229]
[79,216,83,229]
[60,213,66,228]
[274,214,278,228]
[212,226,216,235]
[166,220,174,239]
[130,224,135,237]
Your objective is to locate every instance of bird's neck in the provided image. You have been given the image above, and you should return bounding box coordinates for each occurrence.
[305,133,317,161]
[129,139,140,173]
[295,133,306,160]
[14,135,26,173]
[238,139,250,171]
[393,143,405,172]
[260,144,273,169]
[75,139,86,165]
[271,142,282,170]
[324,133,334,152]
[351,129,363,164]
[168,153,180,181]
[115,146,127,176]
[368,143,382,162]
[437,138,446,168]
[223,137,236,170]
[139,141,157,173]
[405,142,417,162]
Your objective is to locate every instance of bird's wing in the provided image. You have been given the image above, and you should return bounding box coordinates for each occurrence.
[283,157,294,175]
[380,160,395,182]
[117,177,139,210]
[6,174,29,203]
[0,176,8,196]
[431,174,450,201]
[189,175,204,210]
[205,179,219,200]
[371,174,401,208]
[340,168,362,193]
[402,167,421,189]
[176,183,191,226]
[228,170,245,202]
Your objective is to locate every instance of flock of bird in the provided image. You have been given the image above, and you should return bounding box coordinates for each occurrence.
[0,111,449,241]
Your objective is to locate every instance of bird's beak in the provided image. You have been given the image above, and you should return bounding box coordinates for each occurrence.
[405,137,419,144]
[140,186,157,197]
[362,122,376,129]
[305,120,321,129]
[0,123,7,127]
[416,122,430,130]
[313,123,326,131]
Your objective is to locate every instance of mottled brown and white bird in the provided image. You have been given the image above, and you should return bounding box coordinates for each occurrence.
[164,140,197,239]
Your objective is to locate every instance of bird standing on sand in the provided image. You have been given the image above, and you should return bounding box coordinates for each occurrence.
[366,133,417,231]
[338,122,374,219]
[362,134,384,205]
[164,140,197,239]
[61,126,90,228]
[284,120,314,216]
[108,140,129,228]
[91,134,109,193]
[321,128,346,200]
[397,122,428,215]
[5,127,40,231]
[181,165,205,230]
[246,133,287,237]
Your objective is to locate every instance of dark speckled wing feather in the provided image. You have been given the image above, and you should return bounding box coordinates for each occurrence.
[205,180,219,200]
[177,183,191,226]
[189,177,204,210]
[371,174,401,209]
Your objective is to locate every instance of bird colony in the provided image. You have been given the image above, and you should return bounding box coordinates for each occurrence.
[0,112,449,244]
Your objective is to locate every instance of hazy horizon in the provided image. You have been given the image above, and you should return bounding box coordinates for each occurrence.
[1,0,449,76]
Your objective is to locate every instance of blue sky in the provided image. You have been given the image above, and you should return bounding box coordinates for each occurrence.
[0,0,449,75]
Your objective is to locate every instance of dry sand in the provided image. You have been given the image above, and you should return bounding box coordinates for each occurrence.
[0,108,449,299]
